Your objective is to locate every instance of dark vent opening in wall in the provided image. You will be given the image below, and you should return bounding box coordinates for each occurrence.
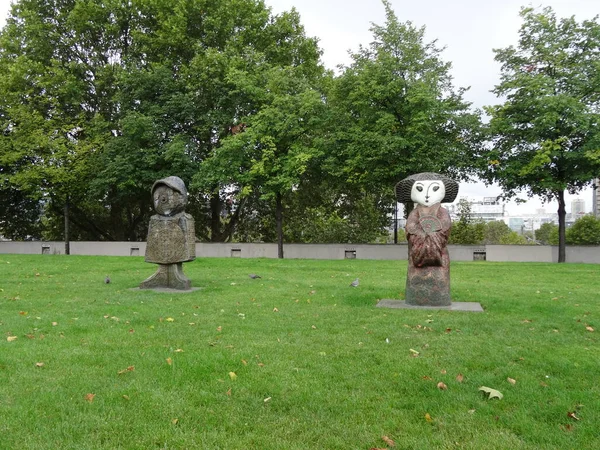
[231,248,242,257]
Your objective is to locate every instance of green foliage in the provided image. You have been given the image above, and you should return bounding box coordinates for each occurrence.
[535,222,559,245]
[481,6,600,260]
[1,255,600,449]
[325,1,482,195]
[566,214,600,245]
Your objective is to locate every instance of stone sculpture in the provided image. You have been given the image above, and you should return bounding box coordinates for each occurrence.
[395,173,458,306]
[139,176,196,290]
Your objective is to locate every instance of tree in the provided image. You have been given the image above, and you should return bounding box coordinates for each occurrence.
[326,0,481,202]
[483,220,512,244]
[566,215,600,245]
[535,222,558,245]
[196,64,326,256]
[482,7,600,262]
[448,198,484,245]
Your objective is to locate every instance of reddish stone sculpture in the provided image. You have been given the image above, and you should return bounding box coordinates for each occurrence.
[395,173,458,306]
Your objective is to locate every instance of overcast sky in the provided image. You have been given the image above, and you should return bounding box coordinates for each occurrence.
[1,0,598,214]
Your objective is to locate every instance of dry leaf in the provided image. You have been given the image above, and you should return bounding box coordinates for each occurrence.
[273,307,279,312]
[585,326,594,332]
[437,382,448,390]
[540,381,549,387]
[226,388,231,397]
[171,418,179,425]
[257,362,265,367]
[264,397,272,403]
[382,435,396,447]
[422,375,432,380]
[166,357,173,366]
[440,369,447,374]
[52,322,58,326]
[35,362,44,367]
[479,386,503,400]
[241,359,248,366]
[175,349,184,353]
[468,409,476,414]
[507,377,516,385]
[217,326,222,332]
[445,328,452,333]
[122,395,130,400]
[456,373,464,383]
[311,325,317,329]
[85,393,96,403]
[19,311,28,315]
[7,336,17,342]
[521,319,532,323]
[229,371,237,381]
[424,413,433,422]
[165,317,174,322]
[567,411,580,421]
[118,366,135,375]
[409,348,419,356]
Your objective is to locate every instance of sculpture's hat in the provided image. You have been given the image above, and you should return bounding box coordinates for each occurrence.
[152,176,188,199]
[395,172,458,204]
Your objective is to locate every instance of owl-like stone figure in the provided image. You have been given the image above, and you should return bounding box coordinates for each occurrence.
[140,176,196,290]
[395,173,458,306]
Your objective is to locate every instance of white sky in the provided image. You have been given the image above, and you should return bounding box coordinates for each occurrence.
[1,0,598,215]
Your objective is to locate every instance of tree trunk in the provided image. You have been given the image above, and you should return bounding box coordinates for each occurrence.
[64,197,70,255]
[557,190,566,263]
[394,201,398,244]
[276,192,284,259]
[210,193,222,242]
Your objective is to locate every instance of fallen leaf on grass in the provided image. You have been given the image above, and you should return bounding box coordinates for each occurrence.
[175,349,184,353]
[19,311,27,316]
[118,366,135,375]
[171,418,179,425]
[52,322,58,326]
[424,413,433,422]
[382,435,395,447]
[440,369,447,374]
[35,362,44,367]
[437,382,448,390]
[585,326,594,332]
[122,395,130,401]
[479,386,503,400]
[7,336,17,342]
[241,359,248,366]
[264,397,272,403]
[229,371,237,381]
[226,388,231,397]
[567,411,580,421]
[273,307,279,312]
[85,393,96,403]
[422,376,432,380]
[540,381,549,387]
[217,326,222,332]
[166,357,173,366]
[409,348,419,356]
[507,377,516,385]
[456,374,464,383]
[165,317,175,322]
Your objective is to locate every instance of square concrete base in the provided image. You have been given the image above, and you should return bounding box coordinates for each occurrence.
[130,287,201,294]
[376,299,484,312]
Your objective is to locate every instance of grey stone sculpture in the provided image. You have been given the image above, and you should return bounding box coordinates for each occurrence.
[395,173,458,306]
[139,176,196,290]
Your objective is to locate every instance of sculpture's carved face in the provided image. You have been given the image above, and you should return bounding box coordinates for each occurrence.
[153,185,185,216]
[410,179,445,206]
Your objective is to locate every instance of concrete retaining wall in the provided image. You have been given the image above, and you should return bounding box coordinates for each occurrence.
[1,241,597,263]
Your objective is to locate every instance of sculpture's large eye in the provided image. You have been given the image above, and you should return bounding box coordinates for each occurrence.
[416,185,423,192]
[432,185,439,192]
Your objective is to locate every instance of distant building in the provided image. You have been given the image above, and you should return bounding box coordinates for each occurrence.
[593,179,600,218]
[447,196,505,222]
[571,198,586,218]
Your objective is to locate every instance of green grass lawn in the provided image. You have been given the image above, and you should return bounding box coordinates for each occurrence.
[1,255,599,449]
